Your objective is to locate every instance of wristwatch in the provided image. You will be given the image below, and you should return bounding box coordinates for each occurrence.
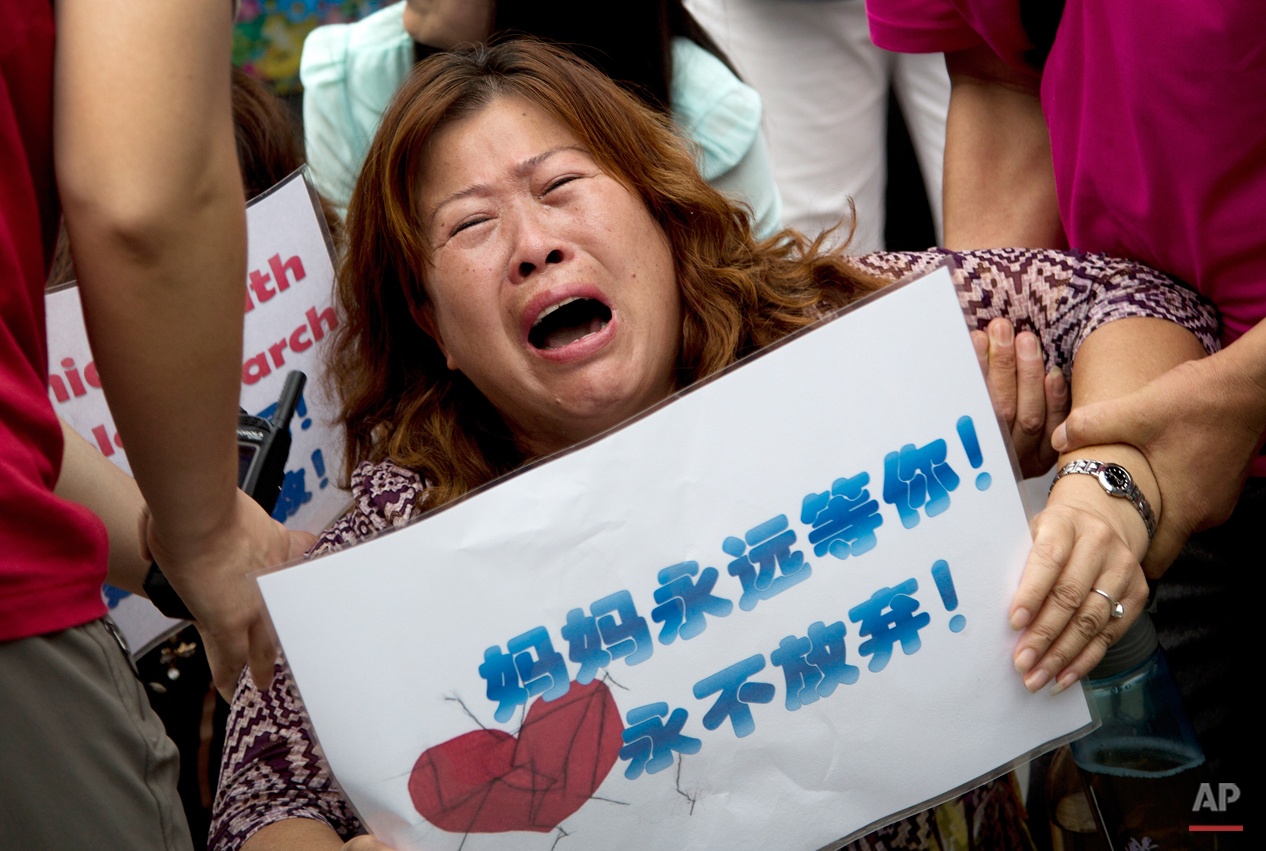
[1049,459,1156,544]
[143,563,194,621]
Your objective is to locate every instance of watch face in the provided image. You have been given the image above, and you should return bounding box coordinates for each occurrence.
[1100,464,1131,495]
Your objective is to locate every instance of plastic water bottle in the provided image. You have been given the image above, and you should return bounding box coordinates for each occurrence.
[1069,613,1217,850]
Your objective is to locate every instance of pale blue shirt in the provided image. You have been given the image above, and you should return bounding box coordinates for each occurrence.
[300,2,782,238]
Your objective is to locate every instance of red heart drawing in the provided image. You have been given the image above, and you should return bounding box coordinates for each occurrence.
[408,679,623,833]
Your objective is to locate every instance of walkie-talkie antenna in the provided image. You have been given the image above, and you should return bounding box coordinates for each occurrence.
[272,370,307,429]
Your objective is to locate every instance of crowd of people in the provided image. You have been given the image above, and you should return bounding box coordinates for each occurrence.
[1,1,1260,850]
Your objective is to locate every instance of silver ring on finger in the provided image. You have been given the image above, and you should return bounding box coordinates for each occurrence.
[1090,587,1124,619]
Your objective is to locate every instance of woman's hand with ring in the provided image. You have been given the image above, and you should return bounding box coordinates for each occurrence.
[1009,476,1151,694]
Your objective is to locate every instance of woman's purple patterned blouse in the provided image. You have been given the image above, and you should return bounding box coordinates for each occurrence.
[209,249,1218,851]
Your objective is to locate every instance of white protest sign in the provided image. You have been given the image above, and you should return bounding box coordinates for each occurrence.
[259,264,1094,851]
[45,168,347,657]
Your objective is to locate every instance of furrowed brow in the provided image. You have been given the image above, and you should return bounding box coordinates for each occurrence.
[427,183,492,228]
[427,146,590,226]
[516,145,588,178]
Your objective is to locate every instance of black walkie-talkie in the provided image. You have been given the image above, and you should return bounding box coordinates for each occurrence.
[143,371,307,620]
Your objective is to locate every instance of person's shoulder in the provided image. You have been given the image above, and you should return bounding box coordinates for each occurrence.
[300,1,413,92]
[306,459,429,557]
[669,37,762,181]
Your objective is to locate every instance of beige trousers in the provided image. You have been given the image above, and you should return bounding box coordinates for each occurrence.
[0,618,193,850]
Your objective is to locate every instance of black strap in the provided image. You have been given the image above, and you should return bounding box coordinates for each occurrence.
[143,562,194,621]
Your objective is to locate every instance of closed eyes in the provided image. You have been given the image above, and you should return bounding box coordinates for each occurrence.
[450,216,490,237]
[543,174,581,194]
[443,175,586,240]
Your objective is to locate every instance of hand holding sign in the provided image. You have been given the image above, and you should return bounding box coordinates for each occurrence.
[1009,491,1150,695]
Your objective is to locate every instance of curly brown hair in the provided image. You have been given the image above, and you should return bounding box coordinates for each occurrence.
[330,38,886,509]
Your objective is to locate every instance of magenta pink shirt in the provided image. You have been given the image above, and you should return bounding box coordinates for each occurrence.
[869,0,1266,477]
[868,0,1266,348]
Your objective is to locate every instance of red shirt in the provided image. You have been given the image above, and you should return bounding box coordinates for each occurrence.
[1,0,108,642]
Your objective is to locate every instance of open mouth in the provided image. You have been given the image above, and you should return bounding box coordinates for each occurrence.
[528,297,612,351]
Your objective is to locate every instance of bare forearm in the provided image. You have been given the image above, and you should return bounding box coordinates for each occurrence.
[1050,312,1265,574]
[942,48,1065,250]
[54,0,246,558]
[54,418,150,594]
[54,419,149,594]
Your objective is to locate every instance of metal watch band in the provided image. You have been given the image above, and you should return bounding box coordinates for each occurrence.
[1049,459,1156,543]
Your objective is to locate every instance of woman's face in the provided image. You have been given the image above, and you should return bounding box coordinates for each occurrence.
[416,96,682,456]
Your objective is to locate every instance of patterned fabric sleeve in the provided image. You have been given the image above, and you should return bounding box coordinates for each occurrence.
[209,460,427,850]
[209,658,364,849]
[846,248,1221,370]
[307,460,430,557]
